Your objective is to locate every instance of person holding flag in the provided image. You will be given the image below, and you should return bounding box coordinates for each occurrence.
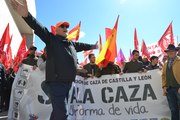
[10,0,98,120]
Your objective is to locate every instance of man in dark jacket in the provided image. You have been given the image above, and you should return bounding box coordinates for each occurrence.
[101,62,121,75]
[0,63,6,112]
[146,56,159,70]
[123,50,145,73]
[11,0,98,119]
[83,53,101,78]
[21,45,38,67]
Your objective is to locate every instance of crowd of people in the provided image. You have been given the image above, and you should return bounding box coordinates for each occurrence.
[0,42,180,117]
[0,0,179,120]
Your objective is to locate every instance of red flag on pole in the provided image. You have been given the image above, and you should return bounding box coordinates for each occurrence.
[158,22,174,53]
[79,58,88,67]
[83,50,93,58]
[0,23,11,63]
[141,39,150,60]
[4,35,13,69]
[0,23,10,51]
[13,36,28,72]
[134,28,139,50]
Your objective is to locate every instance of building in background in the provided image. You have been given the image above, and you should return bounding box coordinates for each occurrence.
[0,0,36,57]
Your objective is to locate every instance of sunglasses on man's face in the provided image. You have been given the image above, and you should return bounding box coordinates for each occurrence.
[59,25,69,28]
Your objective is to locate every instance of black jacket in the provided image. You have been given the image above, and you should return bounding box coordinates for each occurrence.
[0,63,6,94]
[123,60,144,73]
[23,13,95,83]
[83,63,101,77]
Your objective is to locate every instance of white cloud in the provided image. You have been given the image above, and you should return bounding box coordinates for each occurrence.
[120,0,127,4]
[79,31,86,39]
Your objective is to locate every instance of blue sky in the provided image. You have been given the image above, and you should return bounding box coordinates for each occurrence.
[34,0,180,63]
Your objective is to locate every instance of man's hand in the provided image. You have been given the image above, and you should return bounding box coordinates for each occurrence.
[33,65,37,70]
[77,68,87,73]
[178,88,180,94]
[95,41,99,49]
[92,41,99,49]
[87,74,94,78]
[119,72,123,75]
[163,87,168,96]
[11,0,29,17]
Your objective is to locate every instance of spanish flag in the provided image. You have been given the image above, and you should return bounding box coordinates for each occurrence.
[96,16,119,67]
[67,21,81,41]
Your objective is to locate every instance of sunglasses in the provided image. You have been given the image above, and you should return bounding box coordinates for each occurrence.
[59,25,69,28]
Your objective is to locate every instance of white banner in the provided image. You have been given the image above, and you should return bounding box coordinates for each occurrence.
[8,65,171,120]
[8,64,52,120]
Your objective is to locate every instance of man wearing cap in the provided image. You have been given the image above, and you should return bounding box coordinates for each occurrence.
[11,0,98,120]
[21,45,38,67]
[162,44,180,120]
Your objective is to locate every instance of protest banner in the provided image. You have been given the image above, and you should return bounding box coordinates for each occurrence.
[8,65,170,120]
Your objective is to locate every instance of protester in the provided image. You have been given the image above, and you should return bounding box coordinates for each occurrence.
[162,44,180,120]
[101,62,122,75]
[159,55,168,68]
[142,57,150,68]
[123,50,145,73]
[21,45,38,68]
[145,56,159,70]
[37,47,47,71]
[83,53,101,78]
[4,68,15,111]
[11,0,98,119]
[0,62,6,112]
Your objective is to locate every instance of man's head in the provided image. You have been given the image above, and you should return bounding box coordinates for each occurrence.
[142,57,148,63]
[164,44,179,58]
[150,56,158,65]
[29,45,37,54]
[132,50,140,60]
[88,53,96,64]
[55,22,70,38]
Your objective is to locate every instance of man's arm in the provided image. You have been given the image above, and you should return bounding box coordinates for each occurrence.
[11,0,51,44]
[72,42,98,52]
[162,63,168,96]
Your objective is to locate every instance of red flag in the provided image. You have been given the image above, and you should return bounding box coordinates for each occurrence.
[0,23,11,63]
[134,28,139,50]
[0,23,10,51]
[83,50,93,58]
[99,34,102,53]
[51,26,56,35]
[105,28,113,40]
[67,21,81,41]
[79,58,88,67]
[141,39,150,60]
[13,36,28,72]
[4,35,13,69]
[158,22,174,53]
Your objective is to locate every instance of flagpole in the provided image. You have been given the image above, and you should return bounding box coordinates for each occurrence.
[177,36,179,45]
